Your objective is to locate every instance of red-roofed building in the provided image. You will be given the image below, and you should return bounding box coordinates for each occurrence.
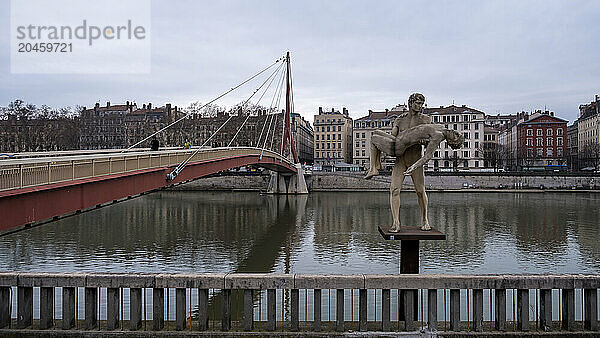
[499,110,568,170]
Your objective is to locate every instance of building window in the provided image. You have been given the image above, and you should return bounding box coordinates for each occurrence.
[463,124,469,130]
[356,132,360,138]
[537,149,543,157]
[475,150,479,157]
[316,135,319,140]
[356,150,359,156]
[474,132,479,139]
[557,137,563,146]
[337,126,341,131]
[474,123,479,130]
[361,140,365,147]
[453,124,457,130]
[464,115,469,122]
[327,135,330,140]
[362,132,365,138]
[475,160,479,167]
[434,116,439,122]
[527,148,533,157]
[463,151,469,157]
[338,143,341,148]
[547,149,553,157]
[356,141,360,148]
[547,137,552,146]
[557,128,563,136]
[434,151,439,157]
[464,142,468,148]
[537,138,543,146]
[327,143,330,149]
[316,143,319,149]
[327,126,330,132]
[361,150,365,156]
[547,129,552,136]
[338,134,341,140]
[338,152,341,158]
[527,138,533,146]
[557,148,563,156]
[527,129,533,136]
[463,132,469,139]
[537,129,542,136]
[332,143,335,149]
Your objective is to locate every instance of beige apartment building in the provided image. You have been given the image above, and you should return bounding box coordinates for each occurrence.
[353,104,407,169]
[427,105,486,171]
[313,107,353,167]
[577,95,600,169]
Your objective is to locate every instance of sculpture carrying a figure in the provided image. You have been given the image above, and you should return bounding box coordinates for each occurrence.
[365,93,464,232]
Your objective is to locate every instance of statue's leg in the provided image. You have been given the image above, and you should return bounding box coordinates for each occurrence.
[389,159,406,232]
[411,166,430,231]
[365,132,395,179]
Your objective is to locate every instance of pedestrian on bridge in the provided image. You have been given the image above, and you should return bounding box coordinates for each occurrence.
[150,136,159,151]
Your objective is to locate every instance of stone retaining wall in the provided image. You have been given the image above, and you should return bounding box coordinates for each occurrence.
[171,172,600,191]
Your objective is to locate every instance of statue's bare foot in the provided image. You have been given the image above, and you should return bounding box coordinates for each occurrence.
[364,169,379,180]
[389,223,400,233]
[420,223,431,231]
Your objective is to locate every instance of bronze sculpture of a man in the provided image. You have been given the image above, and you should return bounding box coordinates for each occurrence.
[365,93,434,232]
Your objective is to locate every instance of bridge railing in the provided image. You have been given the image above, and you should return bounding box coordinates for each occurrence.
[0,273,598,333]
[0,148,290,192]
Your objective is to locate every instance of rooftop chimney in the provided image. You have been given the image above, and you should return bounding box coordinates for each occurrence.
[143,104,146,109]
[126,101,130,107]
[343,107,348,115]
[331,108,335,113]
[106,101,110,108]
[166,103,171,114]
[94,102,100,109]
[147,103,152,109]
[462,104,466,108]
[319,107,323,114]
[596,94,599,102]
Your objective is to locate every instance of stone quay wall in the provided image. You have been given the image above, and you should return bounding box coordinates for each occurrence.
[171,172,600,192]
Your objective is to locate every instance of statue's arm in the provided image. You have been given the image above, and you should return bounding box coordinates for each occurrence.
[391,124,399,137]
[404,134,443,175]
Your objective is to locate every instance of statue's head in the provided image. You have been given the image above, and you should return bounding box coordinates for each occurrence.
[408,93,425,112]
[445,130,465,149]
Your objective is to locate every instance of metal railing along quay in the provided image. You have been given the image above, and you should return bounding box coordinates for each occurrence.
[0,272,598,335]
[0,147,292,192]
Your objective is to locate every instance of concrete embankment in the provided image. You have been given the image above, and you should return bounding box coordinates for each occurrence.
[170,172,600,192]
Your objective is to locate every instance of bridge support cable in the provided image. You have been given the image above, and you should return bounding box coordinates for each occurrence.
[168,56,287,180]
[260,64,288,159]
[266,70,287,154]
[228,61,285,147]
[123,56,284,152]
[256,61,287,150]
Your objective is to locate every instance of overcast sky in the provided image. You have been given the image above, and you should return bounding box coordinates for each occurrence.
[1,0,598,123]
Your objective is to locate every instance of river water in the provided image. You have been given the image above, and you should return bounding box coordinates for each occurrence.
[1,191,599,323]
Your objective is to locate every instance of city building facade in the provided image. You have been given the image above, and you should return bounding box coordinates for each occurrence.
[352,105,407,169]
[291,112,314,164]
[499,110,568,170]
[567,122,579,170]
[577,95,600,169]
[80,102,284,152]
[313,107,353,167]
[483,126,500,169]
[427,105,485,171]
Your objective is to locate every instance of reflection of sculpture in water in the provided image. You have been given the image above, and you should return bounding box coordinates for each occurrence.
[364,93,463,232]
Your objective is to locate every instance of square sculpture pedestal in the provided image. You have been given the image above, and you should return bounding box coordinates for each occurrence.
[378,225,446,321]
[378,225,446,241]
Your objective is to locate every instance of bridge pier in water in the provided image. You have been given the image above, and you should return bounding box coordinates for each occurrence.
[266,164,308,194]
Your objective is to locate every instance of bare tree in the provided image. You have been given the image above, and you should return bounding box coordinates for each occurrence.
[580,141,600,170]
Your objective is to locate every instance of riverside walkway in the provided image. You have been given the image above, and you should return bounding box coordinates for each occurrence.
[0,272,598,336]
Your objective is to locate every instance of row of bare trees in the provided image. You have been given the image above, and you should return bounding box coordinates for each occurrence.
[0,99,82,152]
